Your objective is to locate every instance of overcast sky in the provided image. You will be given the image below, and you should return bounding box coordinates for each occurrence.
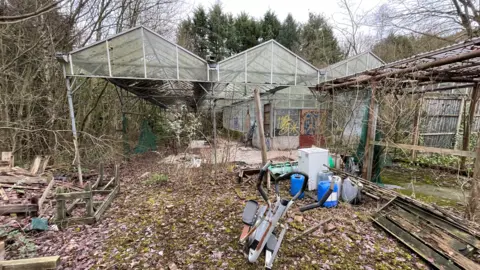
[189,0,386,25]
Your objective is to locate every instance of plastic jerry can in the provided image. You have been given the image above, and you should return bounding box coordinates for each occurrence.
[317,180,338,207]
[290,174,305,199]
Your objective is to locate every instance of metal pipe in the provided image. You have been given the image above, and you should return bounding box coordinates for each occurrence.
[66,77,83,185]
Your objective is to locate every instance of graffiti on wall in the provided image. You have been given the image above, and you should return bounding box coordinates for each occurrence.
[275,109,300,136]
[300,110,319,135]
[278,115,299,136]
[300,109,328,135]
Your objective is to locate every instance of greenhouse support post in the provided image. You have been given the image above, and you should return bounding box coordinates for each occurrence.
[66,77,83,185]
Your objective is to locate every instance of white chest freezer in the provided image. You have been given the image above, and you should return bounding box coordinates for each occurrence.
[297,148,329,191]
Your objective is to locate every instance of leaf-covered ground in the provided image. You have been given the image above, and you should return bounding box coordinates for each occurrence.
[11,152,428,269]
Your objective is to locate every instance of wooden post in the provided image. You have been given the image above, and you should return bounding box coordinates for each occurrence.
[55,187,65,225]
[461,84,479,170]
[99,163,104,184]
[466,134,480,220]
[411,96,423,160]
[85,182,93,217]
[362,83,377,181]
[254,89,269,187]
[114,164,120,192]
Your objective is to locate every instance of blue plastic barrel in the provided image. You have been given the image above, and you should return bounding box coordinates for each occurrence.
[317,180,338,207]
[290,174,305,199]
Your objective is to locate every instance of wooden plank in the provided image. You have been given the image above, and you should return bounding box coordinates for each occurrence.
[388,214,479,270]
[92,189,113,195]
[101,177,115,191]
[94,186,118,221]
[29,156,42,175]
[0,255,60,269]
[0,204,37,215]
[373,216,461,270]
[0,176,46,185]
[38,176,55,217]
[65,199,81,215]
[0,188,8,202]
[39,156,50,175]
[0,184,41,190]
[290,218,332,242]
[56,216,95,227]
[373,141,476,158]
[0,241,4,261]
[55,191,90,200]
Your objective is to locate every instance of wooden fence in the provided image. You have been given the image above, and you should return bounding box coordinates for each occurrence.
[55,164,119,228]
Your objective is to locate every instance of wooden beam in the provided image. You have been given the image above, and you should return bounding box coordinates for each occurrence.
[94,186,118,221]
[362,84,377,180]
[0,256,60,269]
[101,177,115,191]
[0,176,46,185]
[0,204,37,215]
[0,184,41,190]
[373,141,476,158]
[0,188,8,202]
[253,88,268,187]
[461,83,479,169]
[0,241,4,261]
[55,191,90,200]
[29,156,42,175]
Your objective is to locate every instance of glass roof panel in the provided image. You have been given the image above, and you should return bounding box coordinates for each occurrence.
[247,43,272,84]
[71,42,109,76]
[109,28,144,77]
[272,42,296,84]
[144,29,180,80]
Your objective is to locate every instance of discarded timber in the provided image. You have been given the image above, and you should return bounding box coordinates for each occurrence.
[29,156,42,175]
[55,163,120,228]
[238,168,260,183]
[290,217,332,242]
[373,197,480,269]
[94,185,118,221]
[0,184,41,190]
[38,177,55,217]
[0,204,37,215]
[0,255,60,270]
[0,176,46,185]
[0,241,4,261]
[0,188,8,201]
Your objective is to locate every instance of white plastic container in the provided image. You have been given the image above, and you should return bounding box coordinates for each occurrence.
[297,148,329,191]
